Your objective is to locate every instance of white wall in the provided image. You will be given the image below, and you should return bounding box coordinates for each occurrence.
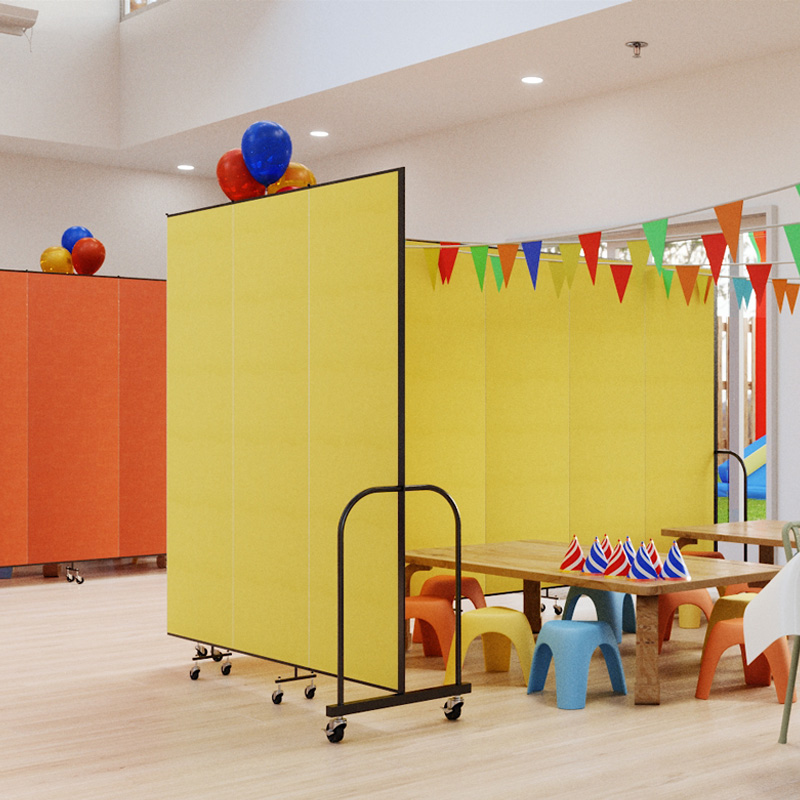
[0,152,219,278]
[0,0,119,147]
[119,0,626,145]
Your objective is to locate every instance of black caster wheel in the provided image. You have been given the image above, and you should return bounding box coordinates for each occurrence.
[189,666,200,680]
[271,689,283,705]
[66,573,74,583]
[540,602,545,613]
[325,717,346,743]
[75,575,84,585]
[221,662,232,676]
[212,651,223,663]
[554,604,563,615]
[443,696,464,721]
[195,645,208,658]
[304,684,316,699]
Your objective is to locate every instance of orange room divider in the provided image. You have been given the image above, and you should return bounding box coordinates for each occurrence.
[0,271,166,568]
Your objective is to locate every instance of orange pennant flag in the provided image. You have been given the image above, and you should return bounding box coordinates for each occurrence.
[787,283,799,314]
[752,230,767,262]
[746,262,772,307]
[773,278,788,311]
[703,275,713,304]
[714,200,743,262]
[702,233,727,284]
[579,231,602,285]
[675,265,700,306]
[496,243,519,287]
[610,264,633,303]
[438,242,459,284]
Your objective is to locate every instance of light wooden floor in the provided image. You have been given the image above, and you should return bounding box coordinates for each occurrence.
[2,562,800,799]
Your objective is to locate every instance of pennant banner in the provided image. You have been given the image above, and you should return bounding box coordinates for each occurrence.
[662,268,674,298]
[438,242,459,284]
[559,243,581,289]
[549,262,566,298]
[702,232,727,284]
[521,240,542,289]
[497,243,519,287]
[787,283,800,314]
[470,245,488,291]
[676,265,700,306]
[773,278,788,311]
[579,231,602,285]
[751,230,767,262]
[732,276,753,309]
[489,253,504,291]
[642,218,668,275]
[703,275,713,304]
[745,262,772,307]
[627,240,651,272]
[423,247,439,290]
[610,263,633,303]
[783,223,800,277]
[715,200,743,262]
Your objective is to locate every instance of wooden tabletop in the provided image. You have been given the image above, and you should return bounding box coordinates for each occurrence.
[662,519,792,548]
[405,539,781,595]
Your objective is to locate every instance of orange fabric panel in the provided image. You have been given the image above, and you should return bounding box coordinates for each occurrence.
[0,272,29,566]
[119,279,166,556]
[27,274,120,563]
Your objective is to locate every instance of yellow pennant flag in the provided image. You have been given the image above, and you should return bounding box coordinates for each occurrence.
[549,262,567,298]
[627,240,651,271]
[559,243,581,289]
[423,247,439,290]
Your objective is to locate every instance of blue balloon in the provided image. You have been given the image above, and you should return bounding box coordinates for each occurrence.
[241,121,292,186]
[62,226,93,253]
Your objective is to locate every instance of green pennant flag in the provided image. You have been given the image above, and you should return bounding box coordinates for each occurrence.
[662,268,674,298]
[642,218,668,275]
[470,245,488,290]
[489,253,504,291]
[784,223,800,277]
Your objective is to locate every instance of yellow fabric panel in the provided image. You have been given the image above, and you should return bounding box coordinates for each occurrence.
[231,194,311,663]
[405,244,486,594]
[569,260,647,547]
[644,270,714,549]
[484,252,570,593]
[166,206,234,645]
[307,173,400,687]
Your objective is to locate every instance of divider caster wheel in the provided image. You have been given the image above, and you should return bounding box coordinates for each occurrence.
[540,602,546,613]
[325,717,346,743]
[304,683,316,699]
[189,666,200,680]
[66,573,74,583]
[443,696,464,721]
[553,604,563,615]
[212,650,223,663]
[75,575,84,585]
[271,689,284,704]
[195,645,208,658]
[221,662,232,676]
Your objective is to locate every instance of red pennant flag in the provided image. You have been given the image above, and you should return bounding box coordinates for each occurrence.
[496,243,519,287]
[703,275,713,304]
[702,233,727,284]
[746,263,772,307]
[773,278,788,311]
[787,283,799,314]
[579,231,602,285]
[714,200,743,261]
[438,242,459,284]
[675,265,700,306]
[610,263,633,303]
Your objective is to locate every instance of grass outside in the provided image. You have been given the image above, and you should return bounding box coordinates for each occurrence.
[715,496,766,523]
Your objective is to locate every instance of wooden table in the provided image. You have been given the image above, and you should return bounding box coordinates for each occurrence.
[405,539,780,705]
[663,520,793,564]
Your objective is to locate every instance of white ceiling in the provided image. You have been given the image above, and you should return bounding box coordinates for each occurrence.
[5,0,800,179]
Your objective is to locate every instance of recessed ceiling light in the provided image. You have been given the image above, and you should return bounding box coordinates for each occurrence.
[310,130,329,138]
[521,76,543,85]
[177,164,195,171]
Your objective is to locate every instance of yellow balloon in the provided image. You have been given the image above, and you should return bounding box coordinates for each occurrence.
[267,162,317,195]
[40,246,74,274]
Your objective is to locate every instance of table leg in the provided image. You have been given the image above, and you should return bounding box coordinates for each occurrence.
[635,594,660,704]
[759,545,775,564]
[676,537,697,550]
[523,579,542,633]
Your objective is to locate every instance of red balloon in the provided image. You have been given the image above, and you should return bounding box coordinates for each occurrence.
[72,237,106,276]
[216,149,266,202]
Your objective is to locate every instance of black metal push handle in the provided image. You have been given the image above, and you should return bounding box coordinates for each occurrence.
[335,483,462,707]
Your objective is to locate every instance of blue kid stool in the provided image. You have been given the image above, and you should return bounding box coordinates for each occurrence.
[527,620,627,709]
[562,587,636,643]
